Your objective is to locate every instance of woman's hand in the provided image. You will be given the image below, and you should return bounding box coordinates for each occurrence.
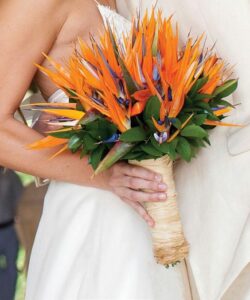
[107,162,167,228]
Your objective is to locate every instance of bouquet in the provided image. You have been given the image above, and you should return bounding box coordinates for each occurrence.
[24,8,241,266]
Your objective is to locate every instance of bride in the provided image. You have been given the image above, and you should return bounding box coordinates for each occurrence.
[0,0,191,299]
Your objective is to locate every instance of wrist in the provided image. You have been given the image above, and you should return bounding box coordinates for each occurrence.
[92,168,112,192]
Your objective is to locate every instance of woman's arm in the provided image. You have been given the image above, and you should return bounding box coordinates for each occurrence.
[0,0,90,182]
[0,0,167,227]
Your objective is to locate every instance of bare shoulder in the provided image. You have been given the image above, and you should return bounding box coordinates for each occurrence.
[0,0,70,33]
[34,0,108,97]
[0,0,72,115]
[0,0,69,13]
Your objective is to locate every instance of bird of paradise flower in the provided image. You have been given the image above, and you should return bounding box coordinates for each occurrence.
[24,7,242,173]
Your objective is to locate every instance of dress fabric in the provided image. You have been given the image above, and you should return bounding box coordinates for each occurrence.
[25,5,188,300]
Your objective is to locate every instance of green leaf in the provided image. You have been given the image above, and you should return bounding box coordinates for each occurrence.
[94,142,134,175]
[79,111,101,125]
[181,125,208,139]
[210,99,234,108]
[86,118,117,141]
[195,101,212,112]
[190,145,198,159]
[203,136,211,146]
[207,113,220,121]
[178,113,194,124]
[120,127,147,143]
[152,24,159,56]
[49,130,78,139]
[213,79,238,98]
[188,138,205,148]
[189,77,208,97]
[135,116,144,128]
[68,135,82,153]
[66,88,77,98]
[170,118,182,130]
[176,137,192,162]
[82,134,98,151]
[89,145,106,170]
[192,93,213,102]
[106,21,119,60]
[145,119,155,131]
[80,147,88,159]
[185,96,194,107]
[143,96,161,121]
[140,143,163,157]
[151,137,178,160]
[193,114,207,125]
[122,152,143,160]
[118,56,138,95]
[136,154,155,161]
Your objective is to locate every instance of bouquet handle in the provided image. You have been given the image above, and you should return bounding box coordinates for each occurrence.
[129,155,189,266]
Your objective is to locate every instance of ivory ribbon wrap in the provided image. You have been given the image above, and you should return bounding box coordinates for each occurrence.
[129,155,189,266]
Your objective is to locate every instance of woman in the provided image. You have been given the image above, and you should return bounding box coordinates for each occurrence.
[0,0,167,223]
[0,1,189,299]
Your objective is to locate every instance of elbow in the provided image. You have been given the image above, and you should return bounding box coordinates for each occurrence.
[0,112,14,130]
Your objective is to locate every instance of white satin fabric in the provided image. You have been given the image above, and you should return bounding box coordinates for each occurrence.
[26,181,188,300]
[25,5,190,300]
[47,89,69,104]
[117,1,250,299]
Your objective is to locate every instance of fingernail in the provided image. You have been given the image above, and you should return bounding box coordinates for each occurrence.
[148,220,155,227]
[158,193,167,200]
[158,183,167,191]
[155,174,162,182]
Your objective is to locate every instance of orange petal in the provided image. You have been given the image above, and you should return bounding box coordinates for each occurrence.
[204,120,244,127]
[152,117,166,132]
[131,102,145,116]
[45,127,81,134]
[28,136,68,150]
[132,89,152,102]
[49,145,69,160]
[214,107,233,116]
[41,109,85,120]
[22,103,77,109]
[144,71,163,102]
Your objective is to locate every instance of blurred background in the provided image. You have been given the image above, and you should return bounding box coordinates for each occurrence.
[0,170,48,300]
[0,88,48,300]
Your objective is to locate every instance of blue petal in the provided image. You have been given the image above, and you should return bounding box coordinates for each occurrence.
[117,97,124,104]
[168,87,173,101]
[154,132,169,144]
[103,133,120,144]
[199,53,203,64]
[91,96,105,107]
[211,106,226,111]
[153,65,160,81]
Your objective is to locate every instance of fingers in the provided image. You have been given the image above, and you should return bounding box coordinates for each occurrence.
[115,187,167,203]
[118,176,167,192]
[108,162,168,204]
[115,162,162,182]
[122,198,155,228]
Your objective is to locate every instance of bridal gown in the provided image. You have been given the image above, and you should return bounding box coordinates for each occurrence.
[25,5,190,300]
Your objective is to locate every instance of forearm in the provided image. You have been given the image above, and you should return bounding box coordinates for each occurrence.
[0,116,109,188]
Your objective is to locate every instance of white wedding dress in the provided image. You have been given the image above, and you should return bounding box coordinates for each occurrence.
[25,4,190,300]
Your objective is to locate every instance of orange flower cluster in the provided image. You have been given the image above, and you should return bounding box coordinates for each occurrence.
[36,9,232,136]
